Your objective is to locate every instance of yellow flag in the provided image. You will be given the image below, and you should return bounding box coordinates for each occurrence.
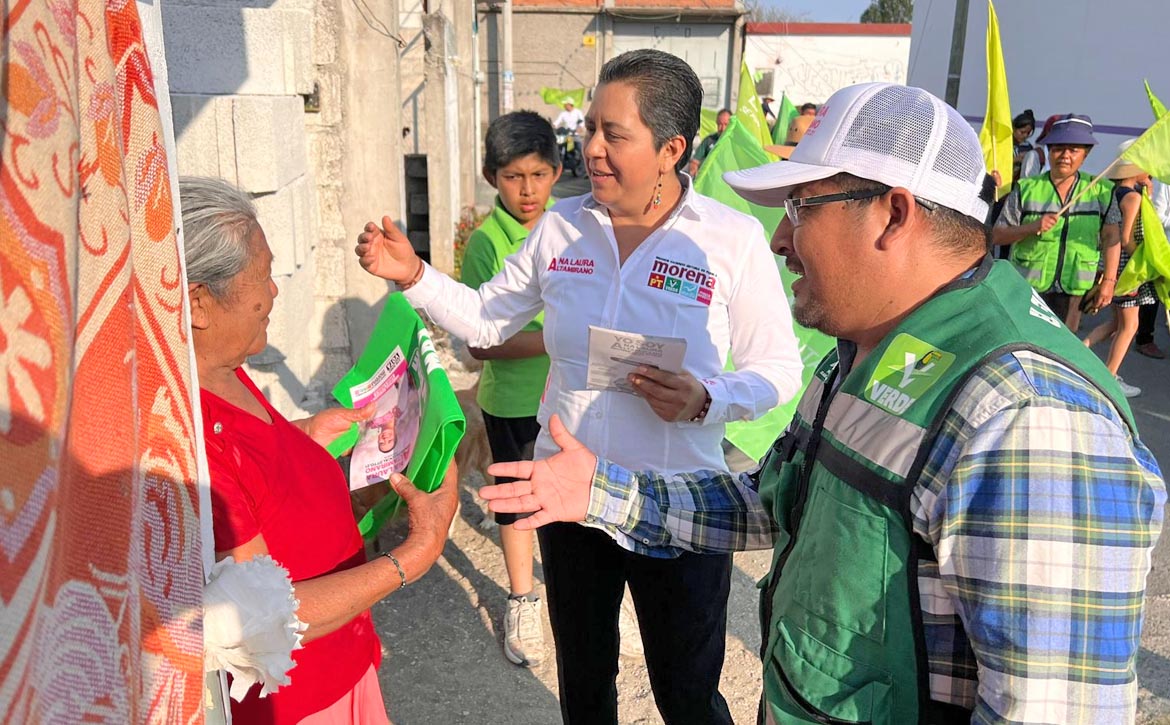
[978,0,1012,199]
[1122,109,1170,183]
[735,61,776,158]
[1144,79,1167,120]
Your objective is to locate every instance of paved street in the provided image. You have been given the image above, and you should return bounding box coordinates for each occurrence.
[1083,308,1170,723]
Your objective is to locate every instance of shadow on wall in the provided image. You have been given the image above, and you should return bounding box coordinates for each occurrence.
[248,295,382,413]
[162,0,281,141]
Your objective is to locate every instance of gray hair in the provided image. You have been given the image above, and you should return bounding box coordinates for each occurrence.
[179,176,258,299]
[598,49,704,172]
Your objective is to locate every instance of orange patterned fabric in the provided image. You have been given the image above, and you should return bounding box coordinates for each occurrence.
[2,0,204,721]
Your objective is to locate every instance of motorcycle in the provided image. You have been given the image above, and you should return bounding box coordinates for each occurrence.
[555,127,585,177]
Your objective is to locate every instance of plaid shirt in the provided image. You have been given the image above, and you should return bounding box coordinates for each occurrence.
[585,349,1165,724]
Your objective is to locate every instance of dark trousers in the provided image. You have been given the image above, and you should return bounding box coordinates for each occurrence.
[1137,302,1160,346]
[537,522,734,725]
[481,411,540,525]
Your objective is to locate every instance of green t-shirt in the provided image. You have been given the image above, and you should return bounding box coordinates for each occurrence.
[459,198,552,418]
[693,131,721,163]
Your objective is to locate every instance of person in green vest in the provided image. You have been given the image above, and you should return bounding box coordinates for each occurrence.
[992,114,1121,333]
[460,110,559,668]
[689,107,730,177]
[477,84,1166,724]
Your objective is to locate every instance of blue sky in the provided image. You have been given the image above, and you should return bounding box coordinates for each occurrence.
[764,0,875,22]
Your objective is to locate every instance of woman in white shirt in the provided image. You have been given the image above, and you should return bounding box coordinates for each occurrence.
[356,49,802,725]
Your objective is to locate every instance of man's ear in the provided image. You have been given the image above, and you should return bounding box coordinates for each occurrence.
[875,187,916,251]
[188,283,212,330]
[482,168,497,188]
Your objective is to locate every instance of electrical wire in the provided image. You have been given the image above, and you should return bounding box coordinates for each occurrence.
[349,0,408,47]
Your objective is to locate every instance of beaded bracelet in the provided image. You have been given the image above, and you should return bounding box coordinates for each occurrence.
[383,551,408,590]
[399,258,426,291]
[689,388,712,422]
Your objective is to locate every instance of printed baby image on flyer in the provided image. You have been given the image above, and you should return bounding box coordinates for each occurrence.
[345,345,424,490]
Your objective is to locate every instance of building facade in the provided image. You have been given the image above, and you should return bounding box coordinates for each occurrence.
[744,22,911,106]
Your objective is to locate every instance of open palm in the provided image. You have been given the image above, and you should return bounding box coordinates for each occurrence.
[478,415,598,530]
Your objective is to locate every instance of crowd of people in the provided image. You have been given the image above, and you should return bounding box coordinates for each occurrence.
[194,47,1167,725]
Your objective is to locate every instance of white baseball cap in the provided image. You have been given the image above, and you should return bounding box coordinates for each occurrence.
[724,83,994,223]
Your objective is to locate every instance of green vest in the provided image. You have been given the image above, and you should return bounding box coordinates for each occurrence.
[1009,172,1114,295]
[757,258,1133,724]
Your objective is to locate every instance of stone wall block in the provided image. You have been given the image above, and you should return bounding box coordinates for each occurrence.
[312,0,339,66]
[170,94,236,181]
[253,183,299,277]
[163,6,293,96]
[283,9,314,95]
[291,174,318,267]
[314,244,347,298]
[232,95,308,193]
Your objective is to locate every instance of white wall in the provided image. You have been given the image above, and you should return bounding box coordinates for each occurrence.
[908,0,1170,172]
[744,32,910,105]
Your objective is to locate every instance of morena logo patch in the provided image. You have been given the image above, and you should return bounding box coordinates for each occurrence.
[646,256,716,306]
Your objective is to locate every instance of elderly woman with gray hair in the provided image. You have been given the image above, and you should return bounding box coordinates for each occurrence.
[183,176,457,724]
[356,49,802,724]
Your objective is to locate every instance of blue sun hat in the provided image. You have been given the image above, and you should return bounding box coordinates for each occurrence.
[1039,114,1098,147]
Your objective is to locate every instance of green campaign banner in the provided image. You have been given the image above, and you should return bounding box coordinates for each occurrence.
[771,93,799,146]
[694,118,836,461]
[540,87,586,108]
[329,292,466,539]
[699,108,719,140]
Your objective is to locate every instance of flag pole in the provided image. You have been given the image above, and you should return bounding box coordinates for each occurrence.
[1056,156,1121,216]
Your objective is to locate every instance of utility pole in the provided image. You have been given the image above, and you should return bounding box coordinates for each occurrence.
[501,0,514,113]
[944,0,971,107]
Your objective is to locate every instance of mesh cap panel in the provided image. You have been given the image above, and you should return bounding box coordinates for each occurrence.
[840,86,935,166]
[932,111,985,184]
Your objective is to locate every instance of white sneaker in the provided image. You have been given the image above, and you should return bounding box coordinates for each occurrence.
[618,591,644,658]
[503,595,545,667]
[1116,376,1141,398]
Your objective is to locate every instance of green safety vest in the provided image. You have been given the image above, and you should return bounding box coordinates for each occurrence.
[1008,172,1114,295]
[757,257,1133,724]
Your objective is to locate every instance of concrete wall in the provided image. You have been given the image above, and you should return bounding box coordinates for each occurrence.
[163,0,406,417]
[744,25,910,105]
[164,0,320,416]
[480,9,602,127]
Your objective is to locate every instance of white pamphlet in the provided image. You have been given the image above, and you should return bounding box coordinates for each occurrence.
[586,325,687,395]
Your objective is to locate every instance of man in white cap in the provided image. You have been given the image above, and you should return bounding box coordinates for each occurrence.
[479,83,1165,724]
[553,97,586,135]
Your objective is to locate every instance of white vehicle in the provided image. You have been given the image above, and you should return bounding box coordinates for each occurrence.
[907,0,1170,173]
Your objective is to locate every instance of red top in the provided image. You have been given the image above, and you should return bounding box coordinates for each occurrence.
[203,369,381,723]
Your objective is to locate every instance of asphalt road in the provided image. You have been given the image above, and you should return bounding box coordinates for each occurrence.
[1081,307,1170,723]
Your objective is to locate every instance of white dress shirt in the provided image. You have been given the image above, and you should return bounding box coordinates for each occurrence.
[553,108,586,130]
[405,181,803,474]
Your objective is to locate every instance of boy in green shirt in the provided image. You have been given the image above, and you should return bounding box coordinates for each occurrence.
[460,111,560,668]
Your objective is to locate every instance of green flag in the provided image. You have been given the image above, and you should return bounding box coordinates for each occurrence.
[540,87,586,108]
[699,108,719,140]
[693,118,835,460]
[1117,194,1170,308]
[1145,79,1167,119]
[771,93,799,146]
[735,61,776,156]
[330,293,467,539]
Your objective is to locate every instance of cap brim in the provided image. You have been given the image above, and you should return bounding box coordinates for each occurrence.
[763,144,799,159]
[724,159,841,207]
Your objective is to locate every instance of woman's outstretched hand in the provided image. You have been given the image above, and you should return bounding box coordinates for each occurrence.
[355,215,422,284]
